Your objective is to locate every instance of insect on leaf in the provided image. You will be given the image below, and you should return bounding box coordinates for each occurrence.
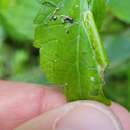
[34,0,110,105]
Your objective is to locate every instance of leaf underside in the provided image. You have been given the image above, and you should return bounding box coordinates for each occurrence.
[34,0,110,105]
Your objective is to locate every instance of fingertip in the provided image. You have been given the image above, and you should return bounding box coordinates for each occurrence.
[55,101,123,130]
[15,101,123,130]
[111,102,130,130]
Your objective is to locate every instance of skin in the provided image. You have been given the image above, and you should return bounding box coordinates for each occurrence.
[0,80,130,130]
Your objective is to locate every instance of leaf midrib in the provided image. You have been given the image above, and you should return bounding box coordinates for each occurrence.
[75,1,82,98]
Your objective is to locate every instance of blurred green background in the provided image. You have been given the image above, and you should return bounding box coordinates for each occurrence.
[0,0,130,110]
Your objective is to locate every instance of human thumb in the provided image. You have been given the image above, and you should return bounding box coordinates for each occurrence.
[15,101,123,130]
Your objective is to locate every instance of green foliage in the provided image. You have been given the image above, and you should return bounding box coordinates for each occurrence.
[0,43,11,78]
[34,0,110,104]
[0,0,130,110]
[10,67,48,84]
[105,30,130,75]
[0,0,9,11]
[0,43,28,78]
[108,0,130,23]
[0,0,39,41]
[104,80,129,110]
[91,0,107,29]
[11,50,29,74]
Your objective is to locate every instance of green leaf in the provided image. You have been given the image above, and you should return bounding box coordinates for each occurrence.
[0,25,5,42]
[108,0,130,23]
[104,80,129,110]
[91,0,107,29]
[0,0,10,11]
[105,30,130,75]
[34,0,110,104]
[0,0,39,41]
